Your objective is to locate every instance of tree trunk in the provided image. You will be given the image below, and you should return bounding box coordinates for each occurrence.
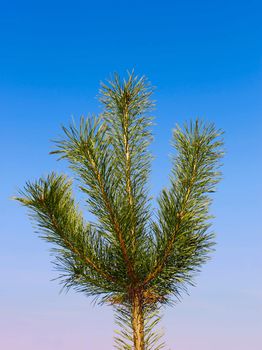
[132,292,145,350]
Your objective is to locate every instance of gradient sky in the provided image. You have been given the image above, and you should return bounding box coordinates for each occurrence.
[1,1,261,349]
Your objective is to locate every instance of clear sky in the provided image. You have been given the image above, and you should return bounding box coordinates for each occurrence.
[1,1,261,349]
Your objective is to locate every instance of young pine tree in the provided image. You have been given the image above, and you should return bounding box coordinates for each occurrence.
[15,73,223,350]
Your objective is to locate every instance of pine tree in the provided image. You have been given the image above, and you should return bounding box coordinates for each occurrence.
[15,72,224,350]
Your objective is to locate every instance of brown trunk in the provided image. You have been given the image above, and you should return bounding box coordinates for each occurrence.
[132,292,145,350]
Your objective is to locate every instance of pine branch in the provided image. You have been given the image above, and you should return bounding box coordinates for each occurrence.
[100,72,154,274]
[51,117,135,282]
[144,120,224,295]
[14,173,117,293]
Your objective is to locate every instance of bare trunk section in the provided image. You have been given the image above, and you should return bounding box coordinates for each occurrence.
[132,292,145,350]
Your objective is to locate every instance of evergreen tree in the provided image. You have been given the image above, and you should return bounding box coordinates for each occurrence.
[15,72,224,350]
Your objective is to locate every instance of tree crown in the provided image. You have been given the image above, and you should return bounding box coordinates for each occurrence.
[15,72,224,349]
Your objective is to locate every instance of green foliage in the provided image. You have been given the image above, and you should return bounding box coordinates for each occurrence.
[15,72,224,349]
[145,121,224,301]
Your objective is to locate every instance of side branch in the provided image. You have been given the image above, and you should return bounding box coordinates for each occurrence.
[15,173,116,285]
[144,121,223,287]
[52,119,136,282]
[84,143,135,281]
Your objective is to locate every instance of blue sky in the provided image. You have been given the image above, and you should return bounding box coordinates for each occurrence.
[1,1,261,349]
